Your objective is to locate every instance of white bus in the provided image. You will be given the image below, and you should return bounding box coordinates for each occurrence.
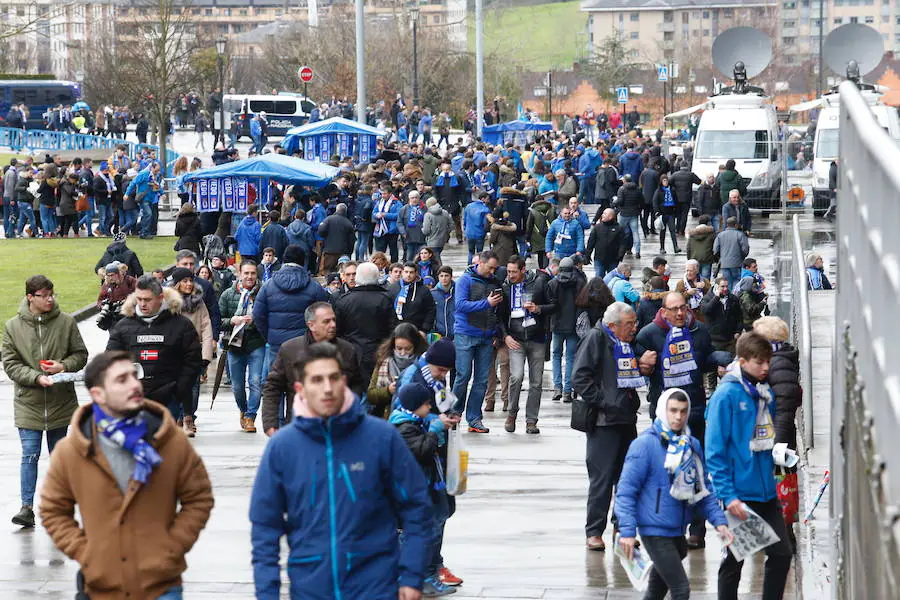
[215,93,315,139]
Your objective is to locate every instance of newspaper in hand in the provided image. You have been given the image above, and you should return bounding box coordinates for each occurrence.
[725,504,781,562]
[613,534,653,592]
[47,370,85,385]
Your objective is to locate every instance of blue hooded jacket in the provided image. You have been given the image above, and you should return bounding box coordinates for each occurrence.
[286,219,316,255]
[577,148,602,181]
[615,425,727,538]
[463,200,490,240]
[308,203,327,242]
[250,396,432,600]
[252,265,330,347]
[619,150,643,183]
[704,370,778,506]
[430,283,455,339]
[372,196,402,236]
[235,214,262,257]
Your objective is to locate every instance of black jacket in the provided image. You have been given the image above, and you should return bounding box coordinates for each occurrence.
[95,242,144,278]
[318,213,355,256]
[546,267,586,334]
[639,167,660,205]
[572,325,641,427]
[387,280,436,333]
[699,289,743,345]
[585,219,626,267]
[106,295,202,412]
[669,168,701,205]
[394,419,442,488]
[334,284,398,379]
[260,332,363,433]
[635,290,666,331]
[174,211,202,256]
[594,166,619,203]
[769,342,801,449]
[497,270,555,343]
[613,181,643,217]
[696,182,719,216]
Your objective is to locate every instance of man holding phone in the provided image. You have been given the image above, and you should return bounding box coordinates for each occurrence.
[452,250,503,433]
[2,275,88,528]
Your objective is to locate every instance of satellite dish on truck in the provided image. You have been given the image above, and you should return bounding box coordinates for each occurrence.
[823,23,883,87]
[711,27,773,95]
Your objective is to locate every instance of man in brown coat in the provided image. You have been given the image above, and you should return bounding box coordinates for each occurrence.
[40,351,214,600]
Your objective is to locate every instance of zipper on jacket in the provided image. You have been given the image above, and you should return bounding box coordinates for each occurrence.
[38,317,48,429]
[323,422,343,600]
[339,463,357,503]
[655,489,661,513]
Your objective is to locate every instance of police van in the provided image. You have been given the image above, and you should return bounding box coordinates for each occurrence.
[217,94,315,140]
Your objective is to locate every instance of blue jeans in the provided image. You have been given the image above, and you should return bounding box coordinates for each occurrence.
[228,346,266,419]
[427,491,450,577]
[432,245,444,261]
[78,199,95,235]
[578,176,595,204]
[3,199,14,238]
[263,344,289,426]
[551,332,579,393]
[451,333,494,425]
[594,262,614,279]
[19,427,68,506]
[17,203,35,236]
[722,267,741,293]
[97,203,112,235]
[405,241,423,262]
[39,205,57,236]
[354,230,372,261]
[156,586,184,600]
[123,208,139,234]
[139,201,153,236]
[466,238,484,264]
[699,262,712,280]
[710,213,722,234]
[617,214,641,254]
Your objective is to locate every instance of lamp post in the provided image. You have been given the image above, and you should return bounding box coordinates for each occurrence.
[410,5,420,107]
[215,37,226,146]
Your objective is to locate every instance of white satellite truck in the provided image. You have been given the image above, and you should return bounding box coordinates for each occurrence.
[668,28,783,212]
[790,23,900,216]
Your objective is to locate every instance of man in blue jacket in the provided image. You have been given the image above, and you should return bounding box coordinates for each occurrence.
[235,204,262,263]
[463,192,491,264]
[452,250,503,433]
[123,161,161,240]
[250,342,432,600]
[618,142,643,183]
[545,207,585,259]
[705,332,793,600]
[576,143,602,204]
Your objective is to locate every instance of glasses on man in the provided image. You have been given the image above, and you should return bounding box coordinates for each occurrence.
[665,304,688,313]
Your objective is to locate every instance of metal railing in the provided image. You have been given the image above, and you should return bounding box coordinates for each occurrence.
[0,126,180,172]
[831,80,900,599]
[789,213,814,448]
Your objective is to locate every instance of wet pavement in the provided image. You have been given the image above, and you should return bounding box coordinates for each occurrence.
[0,205,834,598]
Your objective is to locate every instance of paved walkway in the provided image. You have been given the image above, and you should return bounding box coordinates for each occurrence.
[0,210,796,598]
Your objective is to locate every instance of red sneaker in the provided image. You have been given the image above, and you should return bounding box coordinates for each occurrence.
[437,566,463,586]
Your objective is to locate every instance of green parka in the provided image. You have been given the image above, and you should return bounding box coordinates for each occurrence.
[2,301,88,431]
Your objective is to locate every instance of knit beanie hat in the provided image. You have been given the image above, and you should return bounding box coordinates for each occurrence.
[170,267,193,286]
[283,244,305,266]
[397,382,431,413]
[425,339,456,369]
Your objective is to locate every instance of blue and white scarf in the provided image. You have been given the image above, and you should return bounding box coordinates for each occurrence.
[651,415,710,505]
[93,404,163,485]
[662,186,675,207]
[374,197,393,237]
[394,282,411,319]
[418,355,451,413]
[661,322,698,387]
[406,205,422,228]
[602,325,646,389]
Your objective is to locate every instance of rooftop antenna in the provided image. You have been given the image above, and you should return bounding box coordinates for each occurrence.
[823,23,883,91]
[711,27,773,96]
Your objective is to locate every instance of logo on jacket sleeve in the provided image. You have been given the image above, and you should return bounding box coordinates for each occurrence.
[139,350,159,361]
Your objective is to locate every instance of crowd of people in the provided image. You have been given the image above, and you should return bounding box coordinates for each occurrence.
[0,111,831,600]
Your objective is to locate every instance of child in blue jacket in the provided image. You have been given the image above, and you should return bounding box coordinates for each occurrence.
[615,388,732,600]
[389,383,460,597]
[705,332,793,600]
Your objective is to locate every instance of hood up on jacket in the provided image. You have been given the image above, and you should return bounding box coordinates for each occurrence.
[654,387,692,424]
[530,198,554,215]
[269,264,315,294]
[121,286,183,318]
[554,265,582,287]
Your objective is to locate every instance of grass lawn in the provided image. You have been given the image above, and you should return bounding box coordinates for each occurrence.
[468,0,587,71]
[0,236,177,327]
[0,152,31,166]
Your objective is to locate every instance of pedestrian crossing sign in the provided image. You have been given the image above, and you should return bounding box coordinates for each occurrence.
[657,65,669,81]
[616,87,629,104]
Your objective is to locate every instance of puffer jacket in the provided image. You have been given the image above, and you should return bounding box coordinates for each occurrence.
[687,224,717,263]
[94,241,145,278]
[422,203,453,249]
[546,265,587,334]
[453,265,500,339]
[174,210,202,256]
[334,284,399,379]
[252,265,330,347]
[545,217,585,257]
[106,288,203,411]
[2,301,88,431]
[769,342,801,448]
[488,219,518,265]
[615,425,727,538]
[250,396,431,600]
[613,181,643,217]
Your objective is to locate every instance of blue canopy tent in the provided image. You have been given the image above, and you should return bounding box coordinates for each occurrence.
[181,154,340,213]
[482,120,553,146]
[282,117,384,164]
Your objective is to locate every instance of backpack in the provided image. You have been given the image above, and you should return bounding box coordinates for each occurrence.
[202,234,225,264]
[530,207,549,237]
[575,310,592,340]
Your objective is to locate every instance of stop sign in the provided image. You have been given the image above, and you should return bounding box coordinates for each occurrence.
[298,66,314,83]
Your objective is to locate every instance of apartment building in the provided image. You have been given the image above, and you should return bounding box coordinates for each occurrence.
[581,0,778,66]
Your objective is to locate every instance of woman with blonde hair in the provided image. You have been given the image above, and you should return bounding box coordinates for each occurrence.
[752,316,800,450]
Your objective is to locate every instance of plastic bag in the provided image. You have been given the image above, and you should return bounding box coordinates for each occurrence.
[445,425,468,496]
[775,469,799,526]
[613,534,653,592]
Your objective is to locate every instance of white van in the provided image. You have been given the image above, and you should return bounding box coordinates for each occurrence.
[810,89,900,214]
[691,93,782,211]
[215,94,315,140]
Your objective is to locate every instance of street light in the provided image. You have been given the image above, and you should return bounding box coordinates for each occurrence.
[410,4,420,107]
[215,37,226,145]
